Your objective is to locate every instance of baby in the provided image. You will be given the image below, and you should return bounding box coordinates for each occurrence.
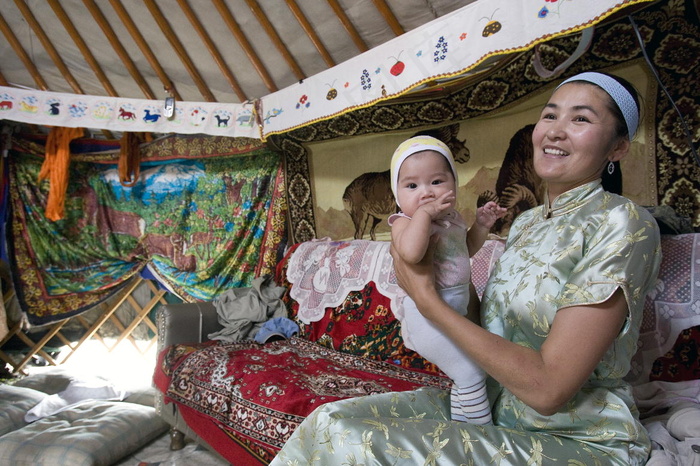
[389,135,505,424]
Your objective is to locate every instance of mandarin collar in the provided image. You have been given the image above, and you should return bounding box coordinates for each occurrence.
[542,180,603,219]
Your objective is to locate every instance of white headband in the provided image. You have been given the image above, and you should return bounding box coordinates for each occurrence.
[557,72,639,139]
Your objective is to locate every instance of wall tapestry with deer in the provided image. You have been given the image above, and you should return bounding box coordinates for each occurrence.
[304,60,657,243]
[272,0,698,245]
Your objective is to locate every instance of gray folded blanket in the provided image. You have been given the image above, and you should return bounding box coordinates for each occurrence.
[208,275,288,343]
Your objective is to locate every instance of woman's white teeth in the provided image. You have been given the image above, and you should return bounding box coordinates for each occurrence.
[544,147,568,156]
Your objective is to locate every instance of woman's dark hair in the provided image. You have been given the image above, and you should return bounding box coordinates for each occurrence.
[603,73,641,140]
[574,72,641,140]
[573,73,640,194]
[605,74,639,194]
[602,161,622,194]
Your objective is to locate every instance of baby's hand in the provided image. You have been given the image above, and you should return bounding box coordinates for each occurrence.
[417,191,455,220]
[476,201,507,228]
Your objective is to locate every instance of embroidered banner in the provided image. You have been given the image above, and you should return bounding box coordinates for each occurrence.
[0,86,259,139]
[259,0,654,137]
[0,0,652,141]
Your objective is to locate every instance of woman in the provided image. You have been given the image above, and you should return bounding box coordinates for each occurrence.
[271,72,661,465]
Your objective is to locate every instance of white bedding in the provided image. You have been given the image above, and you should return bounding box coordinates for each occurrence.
[635,380,700,465]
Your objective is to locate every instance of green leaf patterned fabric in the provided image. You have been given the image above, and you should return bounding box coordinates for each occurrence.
[7,134,287,325]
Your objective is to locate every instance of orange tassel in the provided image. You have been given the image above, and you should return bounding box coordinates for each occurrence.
[39,127,84,221]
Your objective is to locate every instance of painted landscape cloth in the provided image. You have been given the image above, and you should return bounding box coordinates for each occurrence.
[7,134,287,325]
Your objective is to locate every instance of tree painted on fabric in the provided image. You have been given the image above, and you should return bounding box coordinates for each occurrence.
[10,148,283,303]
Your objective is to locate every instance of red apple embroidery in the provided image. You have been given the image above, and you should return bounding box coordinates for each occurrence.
[389,52,405,76]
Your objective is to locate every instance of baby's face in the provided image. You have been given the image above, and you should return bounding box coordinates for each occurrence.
[396,150,456,217]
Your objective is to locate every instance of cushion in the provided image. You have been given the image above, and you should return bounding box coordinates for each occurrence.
[12,369,74,395]
[0,400,168,466]
[276,242,442,373]
[0,385,47,437]
[14,367,158,408]
[649,325,700,382]
[470,239,506,298]
[24,379,127,423]
[123,385,158,407]
[626,234,700,386]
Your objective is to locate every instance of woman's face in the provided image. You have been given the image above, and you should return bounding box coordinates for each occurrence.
[396,150,456,217]
[532,82,630,200]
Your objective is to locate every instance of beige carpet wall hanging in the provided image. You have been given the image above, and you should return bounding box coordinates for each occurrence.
[306,61,656,242]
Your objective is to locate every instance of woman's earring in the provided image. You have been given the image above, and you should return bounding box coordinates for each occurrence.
[607,161,615,175]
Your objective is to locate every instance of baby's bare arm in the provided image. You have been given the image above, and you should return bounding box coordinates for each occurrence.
[468,201,507,256]
[391,215,432,264]
[392,191,454,263]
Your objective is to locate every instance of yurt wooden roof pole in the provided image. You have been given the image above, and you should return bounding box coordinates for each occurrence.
[83,0,156,100]
[0,21,40,133]
[176,0,247,102]
[107,0,180,102]
[327,0,368,53]
[371,0,405,36]
[13,0,84,95]
[213,0,277,93]
[245,0,305,81]
[9,1,113,139]
[47,0,118,98]
[285,0,336,68]
[0,12,49,91]
[143,0,216,103]
[46,0,116,139]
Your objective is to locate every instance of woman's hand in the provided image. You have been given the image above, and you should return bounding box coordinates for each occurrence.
[390,236,441,318]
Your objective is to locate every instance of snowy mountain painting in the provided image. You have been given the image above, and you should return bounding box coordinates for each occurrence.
[102,160,206,204]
